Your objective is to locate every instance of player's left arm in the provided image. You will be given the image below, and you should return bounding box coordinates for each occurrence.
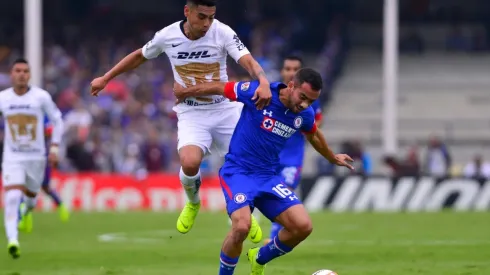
[302,112,354,170]
[221,25,271,109]
[41,93,64,166]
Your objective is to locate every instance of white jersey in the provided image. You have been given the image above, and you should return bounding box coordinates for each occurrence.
[142,19,250,112]
[0,86,63,162]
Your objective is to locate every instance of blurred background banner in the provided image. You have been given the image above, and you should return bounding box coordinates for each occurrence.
[1,0,490,210]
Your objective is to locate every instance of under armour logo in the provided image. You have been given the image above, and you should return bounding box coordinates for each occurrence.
[263,110,273,117]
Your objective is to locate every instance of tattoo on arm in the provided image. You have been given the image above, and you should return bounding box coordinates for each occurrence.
[255,71,266,78]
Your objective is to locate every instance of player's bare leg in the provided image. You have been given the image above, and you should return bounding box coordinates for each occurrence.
[3,185,24,259]
[219,206,251,275]
[248,204,313,275]
[176,145,204,234]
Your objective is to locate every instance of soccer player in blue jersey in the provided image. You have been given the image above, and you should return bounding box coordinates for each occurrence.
[174,68,354,275]
[266,56,323,244]
[18,116,69,232]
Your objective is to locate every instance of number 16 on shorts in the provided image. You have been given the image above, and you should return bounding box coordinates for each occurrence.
[272,184,298,201]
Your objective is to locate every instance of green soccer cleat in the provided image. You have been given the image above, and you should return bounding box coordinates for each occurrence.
[247,247,266,275]
[58,204,70,222]
[176,202,200,234]
[18,203,33,233]
[248,215,263,244]
[7,241,20,259]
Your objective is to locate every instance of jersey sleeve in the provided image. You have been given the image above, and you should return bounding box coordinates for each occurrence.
[301,107,318,134]
[311,101,323,121]
[142,27,170,59]
[223,80,259,106]
[40,92,64,144]
[220,24,250,63]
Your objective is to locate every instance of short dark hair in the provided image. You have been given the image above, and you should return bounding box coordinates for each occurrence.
[12,58,28,67]
[187,0,217,7]
[293,68,323,91]
[283,56,303,67]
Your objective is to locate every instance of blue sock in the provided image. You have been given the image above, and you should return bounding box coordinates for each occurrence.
[219,250,239,275]
[47,189,62,206]
[256,236,293,265]
[269,222,282,239]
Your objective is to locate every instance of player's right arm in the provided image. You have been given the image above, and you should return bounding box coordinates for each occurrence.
[90,28,169,96]
[174,80,259,106]
[300,111,354,170]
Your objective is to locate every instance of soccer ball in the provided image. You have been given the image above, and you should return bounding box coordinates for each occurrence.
[312,270,338,275]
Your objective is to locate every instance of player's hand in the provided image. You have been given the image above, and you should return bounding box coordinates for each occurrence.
[333,154,355,170]
[90,76,109,97]
[48,152,59,168]
[173,82,186,104]
[252,81,272,110]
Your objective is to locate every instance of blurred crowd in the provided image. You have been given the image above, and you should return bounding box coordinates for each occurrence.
[316,136,490,180]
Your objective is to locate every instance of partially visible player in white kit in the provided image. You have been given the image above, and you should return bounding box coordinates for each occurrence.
[0,58,64,259]
[90,0,270,242]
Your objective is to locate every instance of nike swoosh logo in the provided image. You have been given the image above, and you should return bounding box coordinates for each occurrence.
[172,43,183,47]
[249,230,257,240]
[179,220,189,229]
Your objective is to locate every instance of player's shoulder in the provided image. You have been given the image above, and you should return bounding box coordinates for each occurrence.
[212,19,236,38]
[213,19,232,31]
[0,87,13,98]
[30,86,51,97]
[154,21,182,39]
[299,105,315,118]
[236,79,259,92]
[29,86,54,102]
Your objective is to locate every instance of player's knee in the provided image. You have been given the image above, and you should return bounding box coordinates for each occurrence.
[291,218,313,241]
[231,218,251,243]
[180,154,202,176]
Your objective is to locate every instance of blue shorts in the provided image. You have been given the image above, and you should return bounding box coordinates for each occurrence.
[219,170,302,221]
[280,166,302,190]
[42,166,51,187]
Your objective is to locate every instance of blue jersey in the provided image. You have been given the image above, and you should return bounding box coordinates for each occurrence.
[279,101,322,167]
[222,80,317,176]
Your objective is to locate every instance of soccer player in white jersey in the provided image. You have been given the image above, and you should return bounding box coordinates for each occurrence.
[0,58,64,259]
[90,0,270,242]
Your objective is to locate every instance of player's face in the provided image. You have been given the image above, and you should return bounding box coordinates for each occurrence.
[280,60,302,83]
[11,63,30,88]
[185,4,216,38]
[287,81,319,113]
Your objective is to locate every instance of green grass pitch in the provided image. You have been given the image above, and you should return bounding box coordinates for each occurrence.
[1,212,489,275]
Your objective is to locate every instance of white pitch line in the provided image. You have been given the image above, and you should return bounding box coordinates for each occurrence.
[303,239,490,247]
[97,231,490,247]
[97,230,174,243]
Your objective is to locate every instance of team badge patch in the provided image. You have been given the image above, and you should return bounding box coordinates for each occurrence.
[261,117,276,131]
[234,193,247,204]
[240,82,250,91]
[293,116,303,129]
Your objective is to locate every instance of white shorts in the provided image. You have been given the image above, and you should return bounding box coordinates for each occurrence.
[2,160,47,193]
[176,102,243,156]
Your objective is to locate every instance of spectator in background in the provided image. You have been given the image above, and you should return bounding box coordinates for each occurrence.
[424,136,452,177]
[445,25,469,52]
[140,127,168,172]
[66,139,97,171]
[404,146,420,176]
[463,154,490,179]
[336,140,372,176]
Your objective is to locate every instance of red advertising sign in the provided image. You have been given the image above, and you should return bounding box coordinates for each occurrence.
[1,172,227,212]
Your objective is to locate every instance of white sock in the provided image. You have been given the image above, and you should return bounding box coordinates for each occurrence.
[4,189,22,242]
[179,168,201,204]
[23,195,37,212]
